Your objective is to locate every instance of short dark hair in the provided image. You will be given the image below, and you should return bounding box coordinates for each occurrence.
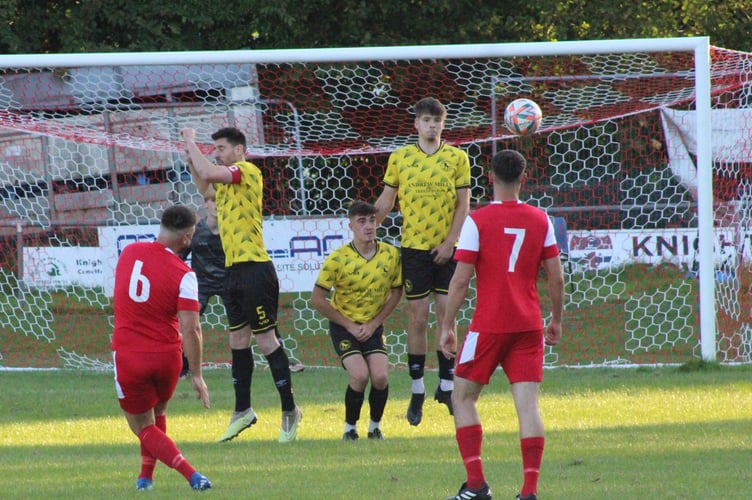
[413,97,446,119]
[211,127,247,148]
[347,199,377,218]
[491,149,527,183]
[161,204,197,232]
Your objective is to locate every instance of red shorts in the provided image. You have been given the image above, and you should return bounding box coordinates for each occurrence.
[113,350,182,414]
[454,329,544,385]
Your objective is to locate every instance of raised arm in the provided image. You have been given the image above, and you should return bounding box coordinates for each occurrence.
[180,128,233,187]
[185,155,211,198]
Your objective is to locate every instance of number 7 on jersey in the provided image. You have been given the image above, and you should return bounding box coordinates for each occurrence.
[504,228,525,272]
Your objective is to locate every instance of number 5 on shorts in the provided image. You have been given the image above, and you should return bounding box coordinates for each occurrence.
[256,305,267,321]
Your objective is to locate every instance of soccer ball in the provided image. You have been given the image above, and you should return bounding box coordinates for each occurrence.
[504,98,543,136]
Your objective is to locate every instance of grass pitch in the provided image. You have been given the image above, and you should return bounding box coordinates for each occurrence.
[1,364,751,499]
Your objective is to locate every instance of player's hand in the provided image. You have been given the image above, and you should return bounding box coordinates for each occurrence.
[439,325,457,359]
[544,321,561,346]
[191,374,211,409]
[180,128,196,142]
[347,322,366,341]
[359,320,380,341]
[431,241,455,265]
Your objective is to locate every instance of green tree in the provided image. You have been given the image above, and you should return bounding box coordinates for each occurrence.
[535,0,751,49]
[0,0,749,53]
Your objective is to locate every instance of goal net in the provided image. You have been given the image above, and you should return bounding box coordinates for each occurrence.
[1,38,750,370]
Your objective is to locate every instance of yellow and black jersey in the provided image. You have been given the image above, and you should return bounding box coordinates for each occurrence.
[315,241,402,324]
[384,143,471,250]
[215,161,270,266]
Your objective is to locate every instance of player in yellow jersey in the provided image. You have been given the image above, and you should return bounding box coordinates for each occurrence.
[181,126,302,443]
[375,97,471,426]
[311,200,402,440]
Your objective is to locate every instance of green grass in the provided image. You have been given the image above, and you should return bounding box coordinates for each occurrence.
[2,364,752,498]
[5,262,750,368]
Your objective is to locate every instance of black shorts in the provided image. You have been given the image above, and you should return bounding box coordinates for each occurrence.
[330,322,387,364]
[401,247,457,300]
[198,283,226,315]
[223,261,279,334]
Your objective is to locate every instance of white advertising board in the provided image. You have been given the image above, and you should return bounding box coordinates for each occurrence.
[21,223,750,291]
[96,217,352,295]
[566,227,743,272]
[22,247,106,288]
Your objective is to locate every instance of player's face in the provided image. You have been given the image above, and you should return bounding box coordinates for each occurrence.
[349,214,377,244]
[179,226,196,253]
[414,113,444,141]
[213,138,245,166]
[203,196,217,217]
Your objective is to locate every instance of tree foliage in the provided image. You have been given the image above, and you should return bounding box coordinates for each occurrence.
[0,0,749,53]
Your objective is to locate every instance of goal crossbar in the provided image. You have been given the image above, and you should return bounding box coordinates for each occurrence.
[0,37,723,367]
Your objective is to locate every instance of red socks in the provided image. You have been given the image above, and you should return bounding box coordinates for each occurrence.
[138,424,196,481]
[139,416,167,480]
[155,415,167,433]
[456,426,544,495]
[520,436,545,496]
[456,424,485,490]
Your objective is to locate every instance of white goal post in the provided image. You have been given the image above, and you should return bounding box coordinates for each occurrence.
[0,36,738,370]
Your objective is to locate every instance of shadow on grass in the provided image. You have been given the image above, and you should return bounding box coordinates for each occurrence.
[2,418,752,499]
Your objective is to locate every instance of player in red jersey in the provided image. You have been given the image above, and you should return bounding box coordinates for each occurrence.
[440,150,565,500]
[112,204,212,492]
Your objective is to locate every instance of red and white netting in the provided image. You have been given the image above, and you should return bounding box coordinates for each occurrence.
[0,42,750,369]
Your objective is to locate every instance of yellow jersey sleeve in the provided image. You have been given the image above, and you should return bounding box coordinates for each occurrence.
[215,161,270,265]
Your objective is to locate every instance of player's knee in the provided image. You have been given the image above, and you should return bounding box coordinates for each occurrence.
[255,329,281,355]
[349,374,369,392]
[229,329,252,349]
[371,372,388,389]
